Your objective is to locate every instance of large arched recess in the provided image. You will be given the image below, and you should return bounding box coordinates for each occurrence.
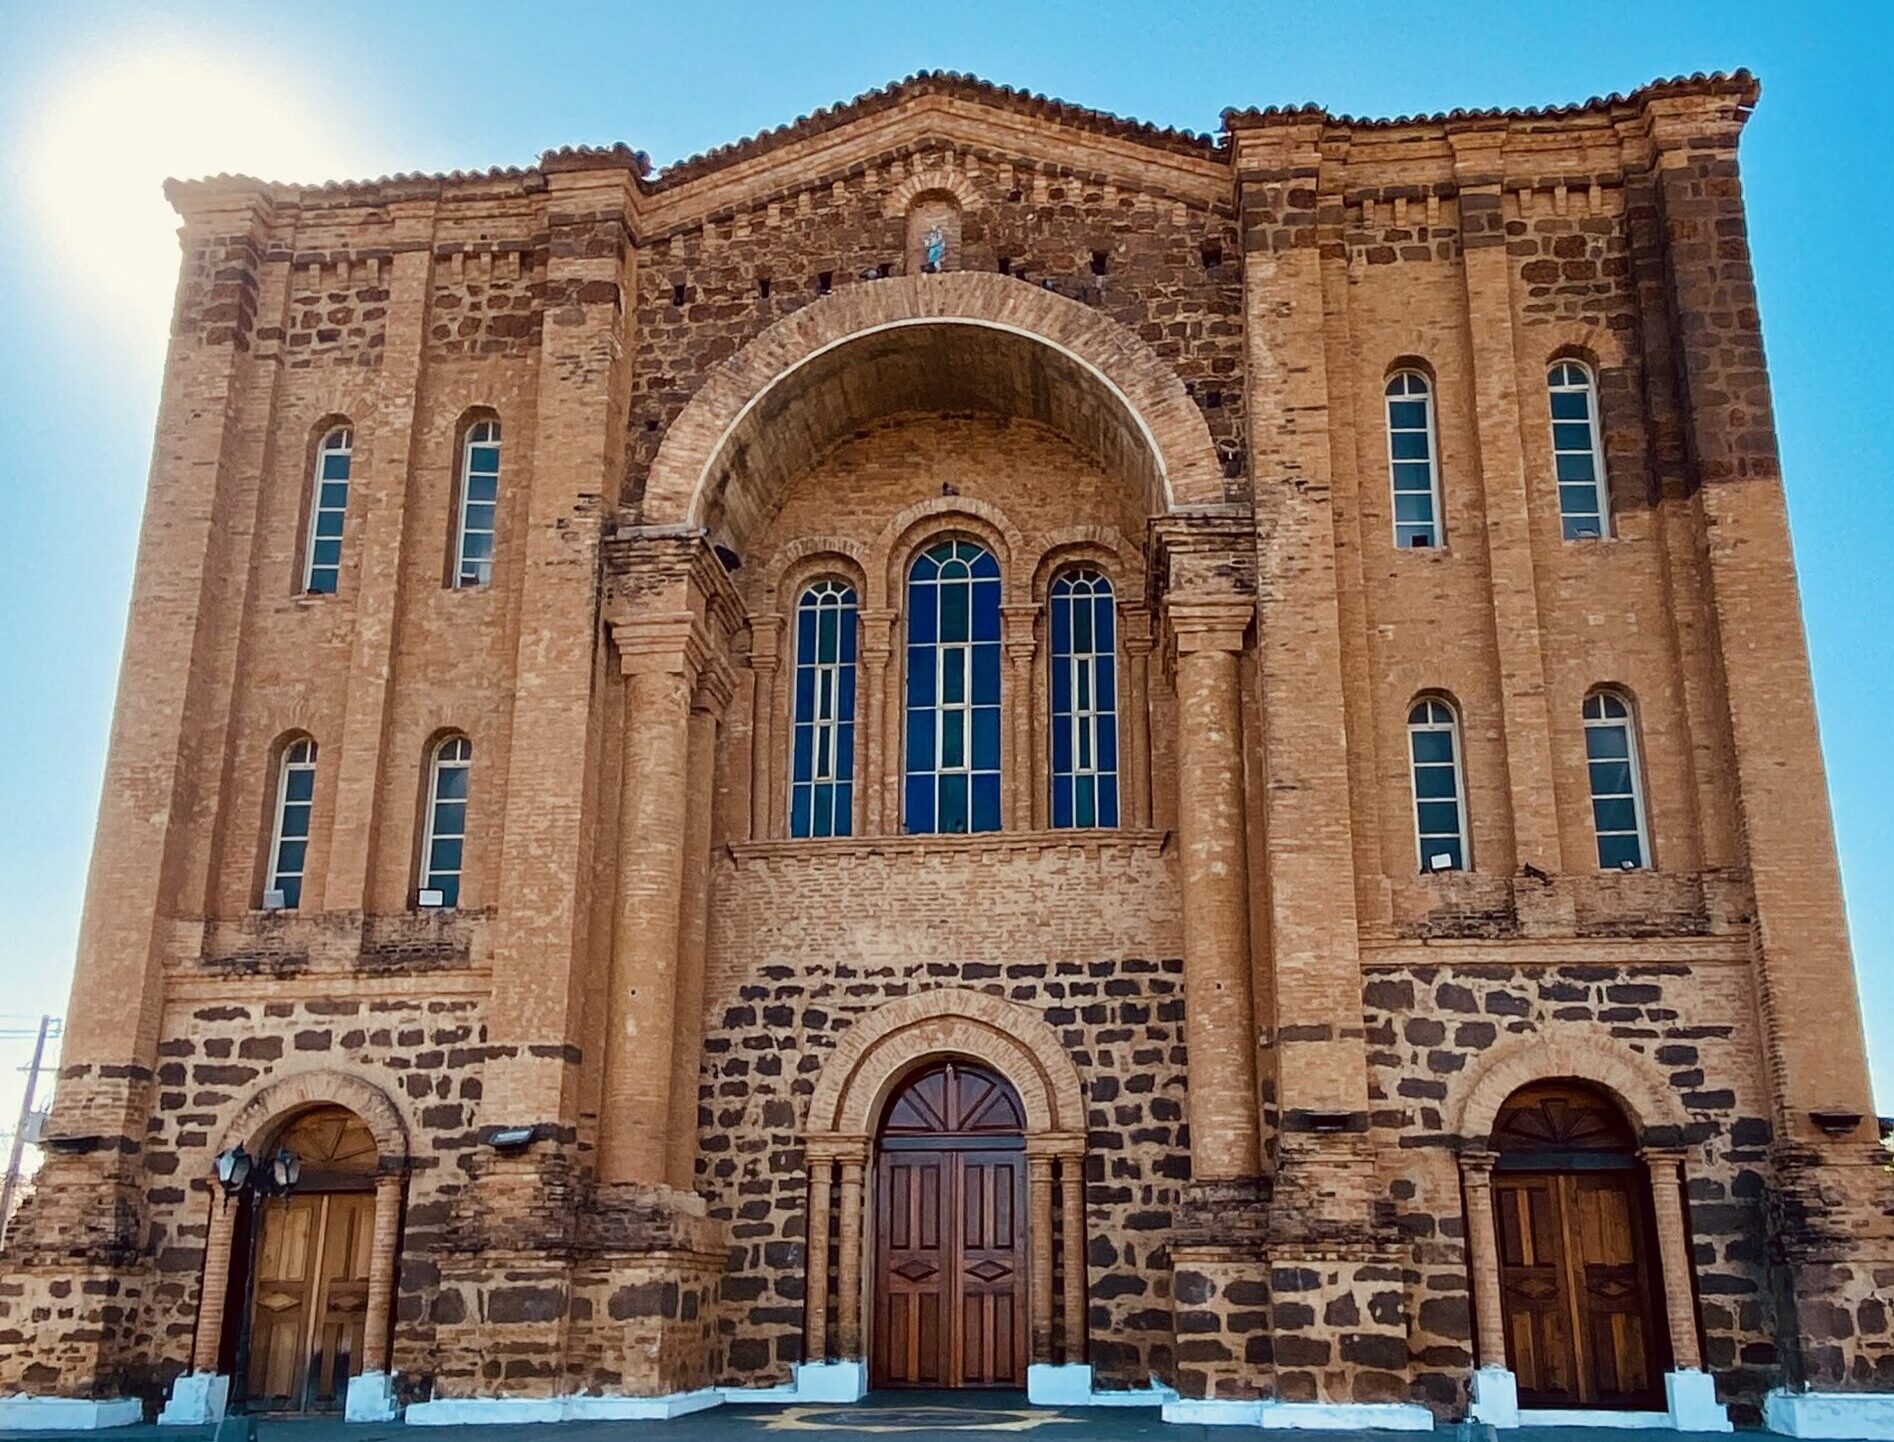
[637,272,1226,555]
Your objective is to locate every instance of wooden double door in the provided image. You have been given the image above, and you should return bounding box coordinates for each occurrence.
[872,1061,1028,1389]
[243,1190,375,1412]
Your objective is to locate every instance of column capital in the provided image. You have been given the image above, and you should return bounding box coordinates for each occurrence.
[1167,597,1253,655]
[692,650,738,719]
[1639,1145,1688,1175]
[858,608,898,662]
[748,613,786,668]
[611,611,713,681]
[807,1133,871,1164]
[1458,1145,1498,1180]
[1001,602,1040,649]
[1027,1153,1055,1181]
[1027,1132,1089,1161]
[1118,605,1154,654]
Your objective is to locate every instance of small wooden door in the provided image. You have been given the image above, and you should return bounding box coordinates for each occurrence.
[873,1062,1027,1389]
[1491,1083,1667,1410]
[239,1107,381,1413]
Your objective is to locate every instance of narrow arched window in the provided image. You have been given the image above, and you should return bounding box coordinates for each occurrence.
[791,579,858,838]
[1549,361,1609,539]
[421,736,472,906]
[303,426,352,594]
[454,419,501,588]
[1584,692,1649,870]
[1387,370,1442,549]
[1049,567,1119,829]
[905,539,1001,835]
[265,738,317,909]
[1408,698,1468,872]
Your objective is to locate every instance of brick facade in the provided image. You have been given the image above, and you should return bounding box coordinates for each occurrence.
[2,69,1889,1424]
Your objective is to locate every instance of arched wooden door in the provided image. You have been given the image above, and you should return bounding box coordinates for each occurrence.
[237,1107,379,1413]
[1490,1081,1668,1409]
[873,1060,1027,1389]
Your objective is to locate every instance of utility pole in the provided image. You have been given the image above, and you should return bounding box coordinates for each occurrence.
[1,1014,57,1246]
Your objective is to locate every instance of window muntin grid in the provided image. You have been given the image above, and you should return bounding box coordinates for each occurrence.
[1386,370,1442,549]
[454,419,501,588]
[1549,361,1610,540]
[267,738,317,908]
[790,579,858,838]
[1408,698,1468,872]
[1584,691,1650,870]
[303,427,352,594]
[904,539,1002,835]
[423,736,472,905]
[1049,567,1119,829]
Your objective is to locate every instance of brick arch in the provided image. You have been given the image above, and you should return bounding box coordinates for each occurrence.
[885,167,984,216]
[869,496,1025,611]
[217,1068,410,1171]
[807,988,1085,1138]
[1029,524,1143,602]
[639,271,1223,548]
[762,535,872,606]
[1446,1030,1690,1143]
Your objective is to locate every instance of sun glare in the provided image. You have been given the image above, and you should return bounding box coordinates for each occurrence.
[20,47,389,343]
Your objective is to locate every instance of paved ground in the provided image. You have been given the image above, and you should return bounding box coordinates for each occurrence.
[0,1390,1806,1441]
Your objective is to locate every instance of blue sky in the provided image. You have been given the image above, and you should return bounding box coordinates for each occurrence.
[0,0,1887,1138]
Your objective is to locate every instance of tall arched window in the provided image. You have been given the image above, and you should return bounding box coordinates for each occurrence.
[1549,361,1609,539]
[1408,698,1468,872]
[421,736,472,906]
[303,426,353,594]
[1584,692,1649,870]
[905,539,1001,835]
[1049,567,1119,829]
[1386,370,1442,549]
[454,419,501,588]
[266,738,317,908]
[791,579,858,838]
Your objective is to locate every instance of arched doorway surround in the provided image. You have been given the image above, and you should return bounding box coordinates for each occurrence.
[802,990,1087,1381]
[634,270,1229,553]
[188,1071,409,1413]
[1447,1035,1706,1406]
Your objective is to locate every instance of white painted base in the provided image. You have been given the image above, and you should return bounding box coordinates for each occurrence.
[1160,1396,1434,1430]
[404,1388,723,1425]
[345,1371,400,1423]
[1764,1388,1894,1439]
[1520,1408,1671,1429]
[1470,1366,1519,1429]
[1666,1369,1733,1433]
[0,1396,143,1430]
[1027,1364,1174,1407]
[158,1372,230,1426]
[721,1361,869,1405]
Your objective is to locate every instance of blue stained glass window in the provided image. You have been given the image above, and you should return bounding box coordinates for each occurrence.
[1549,361,1610,540]
[1408,698,1467,871]
[454,419,501,588]
[1049,568,1120,829]
[267,738,318,908]
[1583,691,1648,869]
[423,736,472,905]
[303,427,352,594]
[1386,371,1442,549]
[790,580,858,838]
[905,539,1001,834]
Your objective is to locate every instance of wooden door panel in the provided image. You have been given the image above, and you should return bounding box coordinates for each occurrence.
[308,1193,374,1410]
[246,1196,319,1408]
[876,1153,950,1387]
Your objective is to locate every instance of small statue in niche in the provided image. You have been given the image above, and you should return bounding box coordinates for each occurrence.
[922,224,947,273]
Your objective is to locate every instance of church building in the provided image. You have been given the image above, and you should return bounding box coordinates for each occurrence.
[1,69,1889,1436]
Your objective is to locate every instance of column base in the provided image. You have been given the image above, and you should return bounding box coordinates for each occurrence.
[721,1361,869,1405]
[158,1372,230,1426]
[1027,1364,1174,1407]
[1160,1397,1434,1429]
[1477,1368,1730,1431]
[0,1397,143,1430]
[1763,1389,1894,1439]
[344,1371,400,1423]
[405,1388,724,1425]
[1469,1366,1518,1428]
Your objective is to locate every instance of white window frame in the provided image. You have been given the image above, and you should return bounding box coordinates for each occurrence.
[1407,698,1470,872]
[1386,370,1444,550]
[302,426,353,594]
[266,738,317,908]
[421,736,473,906]
[1048,567,1119,829]
[790,578,856,838]
[1583,691,1651,870]
[1549,360,1610,540]
[453,418,501,588]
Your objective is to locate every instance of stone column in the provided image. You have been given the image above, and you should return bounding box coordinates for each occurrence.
[361,1173,405,1374]
[1028,1152,1056,1364]
[1641,1149,1702,1371]
[1060,1152,1087,1364]
[190,1191,239,1373]
[858,609,896,835]
[1460,1150,1508,1370]
[666,671,732,1191]
[600,614,705,1185]
[748,615,783,841]
[1003,605,1039,831]
[877,613,906,834]
[1120,608,1153,829]
[837,1154,866,1358]
[1169,599,1262,1180]
[804,1155,835,1364]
